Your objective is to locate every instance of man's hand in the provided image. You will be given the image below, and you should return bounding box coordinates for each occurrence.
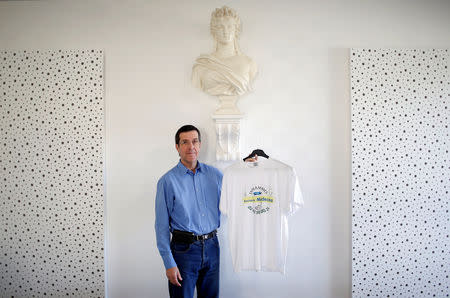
[244,155,258,162]
[166,266,182,286]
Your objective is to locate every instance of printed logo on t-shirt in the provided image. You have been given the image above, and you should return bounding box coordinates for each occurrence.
[243,185,274,215]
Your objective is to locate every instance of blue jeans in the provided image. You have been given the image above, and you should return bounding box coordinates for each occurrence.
[169,235,220,298]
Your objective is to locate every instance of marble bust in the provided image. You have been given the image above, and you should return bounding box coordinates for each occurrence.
[192,6,257,115]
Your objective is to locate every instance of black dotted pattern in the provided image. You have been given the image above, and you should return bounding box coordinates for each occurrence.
[351,49,449,297]
[0,50,104,297]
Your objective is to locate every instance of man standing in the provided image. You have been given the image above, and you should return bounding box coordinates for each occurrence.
[155,125,223,298]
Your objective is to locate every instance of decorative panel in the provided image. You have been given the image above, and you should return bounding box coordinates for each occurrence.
[0,50,104,297]
[351,49,449,297]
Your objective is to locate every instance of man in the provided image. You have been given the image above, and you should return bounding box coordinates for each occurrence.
[155,125,223,298]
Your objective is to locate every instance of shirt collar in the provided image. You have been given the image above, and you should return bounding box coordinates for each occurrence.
[177,160,202,174]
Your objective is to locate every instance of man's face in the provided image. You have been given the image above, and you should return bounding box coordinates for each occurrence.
[176,130,201,167]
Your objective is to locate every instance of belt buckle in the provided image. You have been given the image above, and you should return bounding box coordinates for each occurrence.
[197,233,208,241]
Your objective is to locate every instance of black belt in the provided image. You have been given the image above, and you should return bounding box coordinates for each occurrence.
[171,229,217,244]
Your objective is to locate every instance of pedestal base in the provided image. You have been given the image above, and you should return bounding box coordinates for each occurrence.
[215,95,241,115]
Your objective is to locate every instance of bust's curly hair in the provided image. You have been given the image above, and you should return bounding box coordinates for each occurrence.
[210,6,242,54]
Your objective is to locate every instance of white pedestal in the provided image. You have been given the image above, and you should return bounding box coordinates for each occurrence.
[212,114,244,162]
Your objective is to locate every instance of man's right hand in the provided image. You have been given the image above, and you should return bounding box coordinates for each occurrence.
[166,266,182,287]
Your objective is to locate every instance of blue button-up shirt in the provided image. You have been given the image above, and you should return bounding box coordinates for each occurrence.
[155,161,223,269]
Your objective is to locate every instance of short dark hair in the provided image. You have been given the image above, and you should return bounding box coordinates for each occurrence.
[175,125,201,145]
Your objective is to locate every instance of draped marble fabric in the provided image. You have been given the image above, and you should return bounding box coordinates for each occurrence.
[192,54,253,97]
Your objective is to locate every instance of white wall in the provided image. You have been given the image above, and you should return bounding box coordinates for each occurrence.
[1,0,449,297]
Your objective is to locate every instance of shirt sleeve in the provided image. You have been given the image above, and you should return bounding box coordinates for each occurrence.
[154,177,177,269]
[217,169,224,223]
[219,171,228,215]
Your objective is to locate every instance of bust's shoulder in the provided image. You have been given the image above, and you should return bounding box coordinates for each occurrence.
[235,55,257,72]
[239,55,257,77]
[196,53,214,59]
[239,54,254,61]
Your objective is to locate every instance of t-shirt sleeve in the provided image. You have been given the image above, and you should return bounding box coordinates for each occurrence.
[283,167,304,215]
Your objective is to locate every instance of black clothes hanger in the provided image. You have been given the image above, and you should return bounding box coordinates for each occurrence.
[243,149,269,161]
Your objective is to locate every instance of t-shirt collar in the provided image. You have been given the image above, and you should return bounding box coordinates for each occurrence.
[243,156,267,168]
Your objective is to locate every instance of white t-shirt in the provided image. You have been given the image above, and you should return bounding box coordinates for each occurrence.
[220,158,303,273]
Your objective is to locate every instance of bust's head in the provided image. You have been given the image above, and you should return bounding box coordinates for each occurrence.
[210,6,241,44]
